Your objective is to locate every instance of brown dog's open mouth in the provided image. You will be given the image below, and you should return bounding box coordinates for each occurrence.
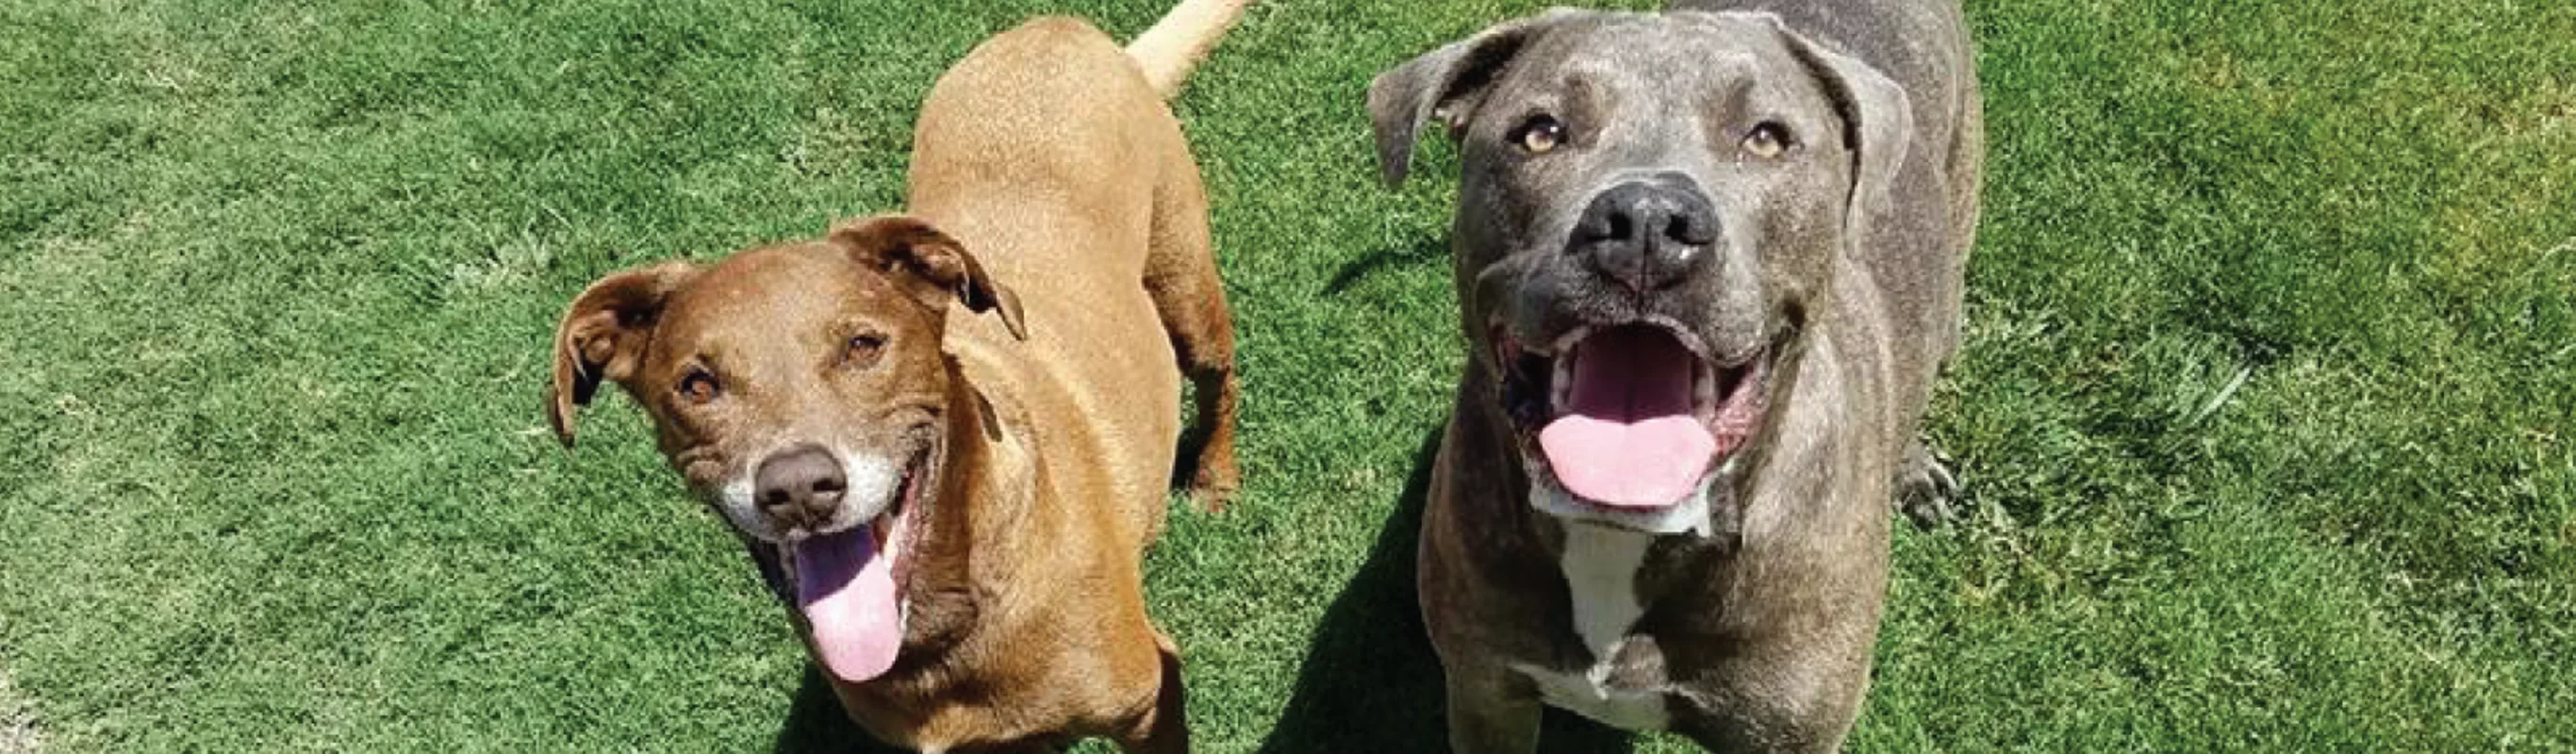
[1498,320,1767,511]
[791,444,933,683]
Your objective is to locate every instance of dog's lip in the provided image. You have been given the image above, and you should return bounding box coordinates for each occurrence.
[1540,316,1715,362]
[888,439,935,588]
[780,438,935,595]
[1491,317,1770,419]
[785,439,933,543]
[1532,321,1770,434]
[880,440,936,530]
[1492,315,1768,369]
[1491,315,1777,515]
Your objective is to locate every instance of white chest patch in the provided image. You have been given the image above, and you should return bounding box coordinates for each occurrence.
[1510,522,1670,730]
[1559,523,1653,654]
[1514,662,1672,731]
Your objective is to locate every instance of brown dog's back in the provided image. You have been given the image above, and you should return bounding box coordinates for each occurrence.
[905,11,1232,551]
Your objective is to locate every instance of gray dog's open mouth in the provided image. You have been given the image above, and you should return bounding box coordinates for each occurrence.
[1497,320,1767,510]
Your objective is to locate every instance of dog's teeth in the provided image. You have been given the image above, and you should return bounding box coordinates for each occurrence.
[1552,356,1573,409]
[1552,326,1591,353]
[1694,367,1719,421]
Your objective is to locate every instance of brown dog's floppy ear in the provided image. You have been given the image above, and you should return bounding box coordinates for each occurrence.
[1769,16,1914,259]
[1365,8,1587,188]
[546,262,698,448]
[829,215,1029,341]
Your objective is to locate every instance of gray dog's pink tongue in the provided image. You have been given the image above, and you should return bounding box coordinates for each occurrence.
[795,527,900,681]
[1538,328,1716,508]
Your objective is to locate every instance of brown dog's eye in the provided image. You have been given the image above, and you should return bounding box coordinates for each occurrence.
[845,334,886,369]
[1742,122,1792,159]
[676,368,720,403]
[1510,114,1565,154]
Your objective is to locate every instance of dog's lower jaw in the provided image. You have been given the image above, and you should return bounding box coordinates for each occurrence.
[1524,451,1746,537]
[785,532,913,682]
[779,444,938,683]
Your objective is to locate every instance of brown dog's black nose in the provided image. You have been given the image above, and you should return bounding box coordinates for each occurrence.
[1574,175,1718,291]
[755,443,846,529]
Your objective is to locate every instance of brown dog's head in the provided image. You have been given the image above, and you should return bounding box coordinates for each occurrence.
[544,215,1024,683]
[1369,9,1910,534]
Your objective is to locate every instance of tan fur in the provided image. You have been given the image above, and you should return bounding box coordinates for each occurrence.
[1126,0,1248,95]
[543,6,1242,752]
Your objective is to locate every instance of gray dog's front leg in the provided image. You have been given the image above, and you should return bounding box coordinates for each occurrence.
[1895,437,1963,529]
[1445,668,1543,754]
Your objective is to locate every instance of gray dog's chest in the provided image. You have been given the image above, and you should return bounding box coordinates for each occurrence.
[1511,524,1688,729]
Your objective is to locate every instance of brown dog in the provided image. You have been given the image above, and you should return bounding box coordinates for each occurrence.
[542,2,1246,750]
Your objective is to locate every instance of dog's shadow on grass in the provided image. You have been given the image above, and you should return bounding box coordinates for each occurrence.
[773,664,909,754]
[1256,428,1636,753]
[768,428,1628,752]
[1322,236,1447,296]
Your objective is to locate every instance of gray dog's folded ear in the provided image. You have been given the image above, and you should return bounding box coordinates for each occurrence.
[1365,8,1586,188]
[1768,17,1914,257]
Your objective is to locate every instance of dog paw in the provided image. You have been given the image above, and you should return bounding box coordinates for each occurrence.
[1186,468,1237,514]
[1896,438,1962,530]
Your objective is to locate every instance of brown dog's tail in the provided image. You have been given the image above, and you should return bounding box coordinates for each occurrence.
[1127,0,1247,97]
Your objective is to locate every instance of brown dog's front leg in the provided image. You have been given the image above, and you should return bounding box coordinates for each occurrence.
[1445,669,1542,754]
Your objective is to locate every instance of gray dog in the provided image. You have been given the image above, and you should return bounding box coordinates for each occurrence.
[1367,0,1979,749]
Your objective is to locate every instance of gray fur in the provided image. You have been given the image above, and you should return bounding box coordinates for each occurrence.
[1369,1,1980,749]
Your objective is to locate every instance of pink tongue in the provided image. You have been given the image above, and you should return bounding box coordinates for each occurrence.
[1537,327,1718,508]
[795,526,901,682]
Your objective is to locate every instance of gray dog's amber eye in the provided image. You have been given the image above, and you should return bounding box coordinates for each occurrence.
[1742,122,1792,159]
[846,334,886,369]
[1511,114,1565,154]
[676,368,720,403]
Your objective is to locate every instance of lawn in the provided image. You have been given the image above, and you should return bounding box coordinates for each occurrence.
[3,0,2571,750]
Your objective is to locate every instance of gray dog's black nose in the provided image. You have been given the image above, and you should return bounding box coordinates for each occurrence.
[754,443,846,529]
[1574,176,1719,291]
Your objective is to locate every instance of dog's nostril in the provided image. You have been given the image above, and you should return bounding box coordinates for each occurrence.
[1574,179,1720,290]
[1674,207,1722,246]
[753,442,848,520]
[1605,213,1633,241]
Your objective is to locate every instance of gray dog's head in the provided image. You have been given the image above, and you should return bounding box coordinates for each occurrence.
[1371,8,1911,534]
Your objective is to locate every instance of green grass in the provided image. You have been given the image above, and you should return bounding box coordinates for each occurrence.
[3,0,2570,749]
